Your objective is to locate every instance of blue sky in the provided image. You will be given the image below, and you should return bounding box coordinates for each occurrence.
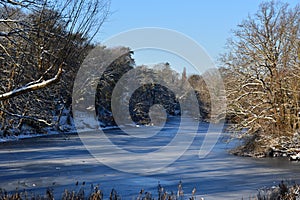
[96,0,299,73]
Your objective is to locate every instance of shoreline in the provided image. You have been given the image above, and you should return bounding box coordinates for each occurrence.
[0,125,120,144]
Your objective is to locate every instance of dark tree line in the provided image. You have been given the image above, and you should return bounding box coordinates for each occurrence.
[129,83,179,125]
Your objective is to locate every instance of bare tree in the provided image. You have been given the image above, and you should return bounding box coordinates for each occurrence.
[0,0,110,135]
[222,1,299,152]
[0,0,109,99]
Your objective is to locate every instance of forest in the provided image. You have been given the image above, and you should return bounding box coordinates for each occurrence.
[0,0,299,158]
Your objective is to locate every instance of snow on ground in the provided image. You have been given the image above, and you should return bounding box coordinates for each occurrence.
[0,112,119,143]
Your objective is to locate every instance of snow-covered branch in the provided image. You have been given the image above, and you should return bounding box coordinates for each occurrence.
[0,66,63,101]
[0,108,53,126]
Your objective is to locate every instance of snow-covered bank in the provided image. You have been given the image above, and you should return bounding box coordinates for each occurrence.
[0,124,119,143]
[0,108,122,143]
[229,132,300,162]
[0,122,156,143]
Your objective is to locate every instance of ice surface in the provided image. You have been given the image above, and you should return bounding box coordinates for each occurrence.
[0,117,299,199]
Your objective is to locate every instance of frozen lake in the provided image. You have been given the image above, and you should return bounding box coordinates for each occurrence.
[0,117,299,199]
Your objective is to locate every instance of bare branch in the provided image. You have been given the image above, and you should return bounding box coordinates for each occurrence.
[0,107,52,126]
